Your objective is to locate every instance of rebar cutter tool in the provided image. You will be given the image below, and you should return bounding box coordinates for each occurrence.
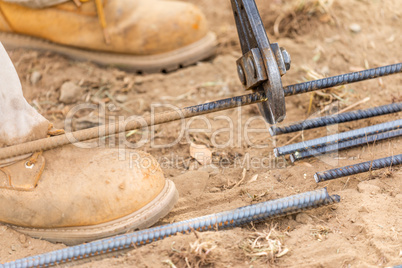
[231,0,291,124]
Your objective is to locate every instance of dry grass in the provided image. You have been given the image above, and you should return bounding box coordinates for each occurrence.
[265,0,336,38]
[215,0,337,53]
[301,66,348,115]
[169,231,218,268]
[310,225,332,241]
[239,224,289,264]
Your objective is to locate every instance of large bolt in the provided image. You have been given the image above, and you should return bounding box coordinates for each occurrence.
[280,48,291,71]
[247,57,257,78]
[237,63,246,85]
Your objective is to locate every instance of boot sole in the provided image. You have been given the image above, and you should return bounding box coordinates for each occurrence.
[0,31,217,73]
[8,179,179,246]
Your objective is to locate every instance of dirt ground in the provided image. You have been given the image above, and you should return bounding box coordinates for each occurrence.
[1,0,401,267]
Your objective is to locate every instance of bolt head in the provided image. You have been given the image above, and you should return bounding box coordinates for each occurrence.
[280,48,291,71]
[247,57,257,78]
[237,64,246,85]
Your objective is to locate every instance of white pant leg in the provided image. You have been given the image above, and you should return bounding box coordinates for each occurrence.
[1,0,68,8]
[0,42,49,147]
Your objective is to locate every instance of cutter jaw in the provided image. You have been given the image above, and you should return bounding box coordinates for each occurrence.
[231,0,290,124]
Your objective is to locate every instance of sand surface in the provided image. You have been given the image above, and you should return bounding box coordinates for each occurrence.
[1,0,401,267]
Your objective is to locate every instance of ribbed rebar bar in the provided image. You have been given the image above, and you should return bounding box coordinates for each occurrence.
[283,63,401,96]
[315,154,402,182]
[274,119,402,157]
[0,63,400,161]
[0,92,267,161]
[270,102,402,136]
[290,129,402,162]
[2,188,340,268]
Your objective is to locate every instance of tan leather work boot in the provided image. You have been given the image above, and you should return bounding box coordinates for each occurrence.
[0,0,217,73]
[0,42,179,245]
[0,147,178,245]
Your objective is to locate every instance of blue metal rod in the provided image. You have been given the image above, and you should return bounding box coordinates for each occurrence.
[2,188,340,268]
[290,129,402,162]
[315,154,402,182]
[274,119,402,157]
[269,103,402,136]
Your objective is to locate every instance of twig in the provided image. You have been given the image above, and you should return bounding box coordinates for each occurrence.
[273,13,286,37]
[284,132,303,146]
[233,168,247,188]
[342,177,351,190]
[337,97,370,114]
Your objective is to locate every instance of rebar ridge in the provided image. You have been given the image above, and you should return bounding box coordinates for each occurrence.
[2,188,340,268]
[0,63,400,161]
[283,63,402,96]
[0,92,268,161]
[274,119,402,157]
[315,154,402,182]
[290,129,402,162]
[270,102,402,136]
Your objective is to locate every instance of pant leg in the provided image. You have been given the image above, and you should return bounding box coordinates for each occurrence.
[0,42,49,147]
[1,0,69,8]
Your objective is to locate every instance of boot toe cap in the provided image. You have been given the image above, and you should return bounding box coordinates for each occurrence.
[114,1,209,55]
[1,146,172,229]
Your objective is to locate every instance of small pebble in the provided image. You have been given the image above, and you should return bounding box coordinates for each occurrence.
[116,94,128,103]
[357,182,380,194]
[295,213,312,224]
[198,164,220,175]
[134,76,145,85]
[209,187,221,193]
[349,23,361,33]
[172,171,209,197]
[19,234,27,244]
[0,225,7,234]
[30,71,42,85]
[123,76,132,85]
[59,81,81,104]
[320,66,330,75]
[358,206,370,213]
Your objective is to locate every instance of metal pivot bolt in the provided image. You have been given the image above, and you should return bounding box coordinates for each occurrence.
[270,43,291,76]
[281,48,291,71]
[247,57,257,78]
[237,56,257,86]
[231,0,286,124]
[237,63,246,85]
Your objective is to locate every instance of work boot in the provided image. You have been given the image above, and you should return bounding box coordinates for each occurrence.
[0,43,179,245]
[0,0,217,73]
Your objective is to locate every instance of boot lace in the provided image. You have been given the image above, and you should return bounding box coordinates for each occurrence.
[72,0,110,44]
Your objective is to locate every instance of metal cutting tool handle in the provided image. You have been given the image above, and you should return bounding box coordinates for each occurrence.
[231,0,290,124]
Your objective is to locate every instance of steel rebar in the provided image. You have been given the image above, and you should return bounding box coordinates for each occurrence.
[274,119,402,157]
[2,188,340,268]
[0,63,400,161]
[283,63,401,96]
[290,129,402,162]
[314,154,402,182]
[269,102,402,136]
